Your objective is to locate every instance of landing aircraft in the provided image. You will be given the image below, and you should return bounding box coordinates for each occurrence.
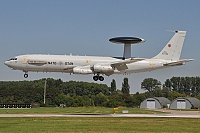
[5,31,193,81]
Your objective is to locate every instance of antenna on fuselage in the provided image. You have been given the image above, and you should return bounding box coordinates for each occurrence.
[109,37,145,59]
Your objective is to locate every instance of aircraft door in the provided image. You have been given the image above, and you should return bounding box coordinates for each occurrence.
[22,56,28,68]
[22,56,28,64]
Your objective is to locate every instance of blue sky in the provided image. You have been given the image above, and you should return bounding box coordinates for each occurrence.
[0,0,200,93]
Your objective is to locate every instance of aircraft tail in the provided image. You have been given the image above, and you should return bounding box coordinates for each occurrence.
[153,31,186,61]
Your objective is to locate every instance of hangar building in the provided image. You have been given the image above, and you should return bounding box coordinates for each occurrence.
[140,97,171,109]
[170,97,200,109]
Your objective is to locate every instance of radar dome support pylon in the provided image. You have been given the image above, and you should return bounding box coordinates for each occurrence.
[109,37,145,59]
[123,44,131,59]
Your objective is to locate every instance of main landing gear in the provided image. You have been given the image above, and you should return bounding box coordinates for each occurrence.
[93,74,104,81]
[24,72,28,78]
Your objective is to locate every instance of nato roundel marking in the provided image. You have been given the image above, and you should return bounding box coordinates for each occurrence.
[109,37,143,44]
[168,44,171,47]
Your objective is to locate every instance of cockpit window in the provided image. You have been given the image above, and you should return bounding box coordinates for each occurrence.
[8,58,17,61]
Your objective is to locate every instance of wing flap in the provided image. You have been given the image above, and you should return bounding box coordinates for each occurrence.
[163,59,193,66]
[111,58,145,71]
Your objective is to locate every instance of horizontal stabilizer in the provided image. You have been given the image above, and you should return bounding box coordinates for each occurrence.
[163,59,193,66]
[111,58,145,71]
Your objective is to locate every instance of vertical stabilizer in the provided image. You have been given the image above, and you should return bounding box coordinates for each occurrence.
[153,31,186,61]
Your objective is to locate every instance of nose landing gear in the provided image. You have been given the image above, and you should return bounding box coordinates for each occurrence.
[24,72,28,78]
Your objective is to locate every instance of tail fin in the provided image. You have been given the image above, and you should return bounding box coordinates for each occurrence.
[153,31,186,61]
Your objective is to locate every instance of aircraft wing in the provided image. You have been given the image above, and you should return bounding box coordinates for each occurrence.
[111,58,145,71]
[163,59,194,66]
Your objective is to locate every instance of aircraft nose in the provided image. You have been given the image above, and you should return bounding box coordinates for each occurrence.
[4,61,11,67]
[4,61,9,66]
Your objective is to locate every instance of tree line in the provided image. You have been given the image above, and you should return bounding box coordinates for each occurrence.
[141,77,200,97]
[0,77,199,108]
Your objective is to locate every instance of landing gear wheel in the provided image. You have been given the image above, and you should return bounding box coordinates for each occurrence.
[93,76,98,81]
[99,76,104,81]
[24,74,28,78]
[93,75,104,81]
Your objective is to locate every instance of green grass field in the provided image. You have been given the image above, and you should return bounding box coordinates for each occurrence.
[0,107,199,133]
[0,117,199,133]
[0,107,165,114]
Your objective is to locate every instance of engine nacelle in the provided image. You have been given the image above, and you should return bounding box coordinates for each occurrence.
[73,68,93,74]
[93,65,114,73]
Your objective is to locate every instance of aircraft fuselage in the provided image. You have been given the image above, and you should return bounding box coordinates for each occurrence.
[5,54,170,74]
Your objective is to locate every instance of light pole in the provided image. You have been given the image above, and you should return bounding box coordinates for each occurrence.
[44,79,47,104]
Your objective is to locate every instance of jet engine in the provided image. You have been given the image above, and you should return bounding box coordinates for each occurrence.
[73,67,93,74]
[93,65,114,73]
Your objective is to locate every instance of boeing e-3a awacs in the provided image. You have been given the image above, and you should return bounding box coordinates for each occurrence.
[4,31,193,81]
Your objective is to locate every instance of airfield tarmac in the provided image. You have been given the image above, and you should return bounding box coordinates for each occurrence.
[0,109,199,118]
[0,114,200,118]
